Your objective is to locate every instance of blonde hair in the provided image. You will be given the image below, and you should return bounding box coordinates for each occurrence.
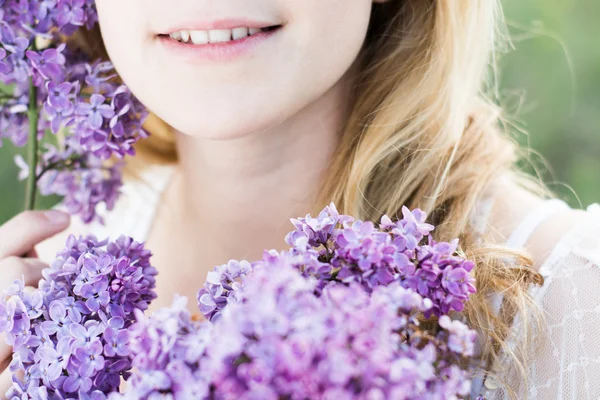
[75,1,549,396]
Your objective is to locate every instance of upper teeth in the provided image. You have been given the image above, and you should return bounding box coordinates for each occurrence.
[170,27,264,44]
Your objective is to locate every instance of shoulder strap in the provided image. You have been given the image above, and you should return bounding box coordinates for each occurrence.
[504,199,571,249]
[470,198,571,398]
[489,198,571,314]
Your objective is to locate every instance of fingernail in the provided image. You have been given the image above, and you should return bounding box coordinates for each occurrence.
[43,210,69,224]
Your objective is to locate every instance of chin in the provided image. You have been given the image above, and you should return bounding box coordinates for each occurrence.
[167,114,275,141]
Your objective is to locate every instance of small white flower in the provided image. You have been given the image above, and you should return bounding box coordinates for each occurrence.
[13,154,29,181]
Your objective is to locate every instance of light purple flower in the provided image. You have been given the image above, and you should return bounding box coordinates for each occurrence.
[80,278,110,312]
[103,327,129,357]
[75,339,105,378]
[26,44,66,82]
[46,80,75,109]
[70,322,104,351]
[40,301,72,338]
[35,337,71,381]
[197,259,254,321]
[63,370,93,393]
[56,0,87,28]
[76,93,115,130]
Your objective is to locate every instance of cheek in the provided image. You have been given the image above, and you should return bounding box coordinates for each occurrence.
[286,1,373,98]
[95,0,150,89]
[96,0,374,139]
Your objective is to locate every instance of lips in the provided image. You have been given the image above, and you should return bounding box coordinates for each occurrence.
[157,24,282,62]
[158,25,282,45]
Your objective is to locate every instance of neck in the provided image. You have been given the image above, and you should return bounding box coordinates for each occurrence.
[170,71,353,261]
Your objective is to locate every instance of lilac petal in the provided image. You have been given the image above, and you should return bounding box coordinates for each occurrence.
[37,347,58,363]
[89,112,103,130]
[41,321,58,335]
[83,258,98,274]
[63,376,80,393]
[69,323,87,339]
[79,283,95,298]
[51,116,63,134]
[85,297,100,312]
[49,301,66,321]
[75,102,91,114]
[79,360,96,378]
[99,105,115,119]
[47,362,63,381]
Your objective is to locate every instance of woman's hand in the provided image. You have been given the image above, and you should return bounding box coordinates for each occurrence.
[0,210,70,394]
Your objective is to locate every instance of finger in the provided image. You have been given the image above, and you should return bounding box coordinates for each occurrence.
[0,367,13,397]
[0,353,9,373]
[14,248,38,261]
[0,336,11,370]
[24,248,38,259]
[0,257,47,287]
[0,210,70,259]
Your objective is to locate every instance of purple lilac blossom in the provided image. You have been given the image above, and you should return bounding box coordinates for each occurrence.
[33,143,124,224]
[120,263,476,399]
[121,203,479,399]
[114,296,213,400]
[198,202,476,320]
[196,259,254,321]
[0,234,158,399]
[0,0,149,223]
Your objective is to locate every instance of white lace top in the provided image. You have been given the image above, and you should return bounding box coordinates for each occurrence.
[36,164,600,400]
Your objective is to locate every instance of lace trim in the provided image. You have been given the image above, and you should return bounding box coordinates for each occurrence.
[479,202,600,399]
[470,198,572,397]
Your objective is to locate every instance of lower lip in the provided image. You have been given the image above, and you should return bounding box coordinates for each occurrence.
[157,27,282,62]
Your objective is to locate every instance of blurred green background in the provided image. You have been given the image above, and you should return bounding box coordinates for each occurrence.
[1,0,599,224]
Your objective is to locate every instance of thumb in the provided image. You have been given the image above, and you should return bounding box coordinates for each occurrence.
[0,210,71,259]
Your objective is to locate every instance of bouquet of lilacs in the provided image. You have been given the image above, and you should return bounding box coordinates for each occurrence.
[0,201,481,399]
[0,0,148,222]
[112,203,480,400]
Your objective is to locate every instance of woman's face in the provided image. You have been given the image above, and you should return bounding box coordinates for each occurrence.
[95,0,386,139]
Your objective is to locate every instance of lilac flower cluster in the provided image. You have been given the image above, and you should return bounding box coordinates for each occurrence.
[116,296,213,400]
[0,0,149,222]
[0,234,158,399]
[17,143,125,224]
[286,203,477,317]
[202,267,475,399]
[200,203,476,320]
[196,259,253,321]
[122,203,480,399]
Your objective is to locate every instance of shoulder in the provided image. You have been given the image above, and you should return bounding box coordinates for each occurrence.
[35,163,175,263]
[483,176,598,271]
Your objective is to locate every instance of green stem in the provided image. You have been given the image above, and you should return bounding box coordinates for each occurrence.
[24,76,39,211]
[34,155,84,182]
[23,38,40,211]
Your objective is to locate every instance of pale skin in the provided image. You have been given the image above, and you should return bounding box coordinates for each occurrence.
[0,0,589,391]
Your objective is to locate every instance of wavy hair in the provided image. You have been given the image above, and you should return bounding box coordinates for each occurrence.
[74,1,549,397]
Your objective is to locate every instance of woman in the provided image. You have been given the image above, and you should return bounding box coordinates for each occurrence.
[0,0,598,398]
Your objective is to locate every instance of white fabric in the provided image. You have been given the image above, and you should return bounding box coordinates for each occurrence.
[36,164,174,260]
[481,201,600,400]
[504,198,571,249]
[494,199,571,314]
[37,165,600,399]
[470,198,573,398]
